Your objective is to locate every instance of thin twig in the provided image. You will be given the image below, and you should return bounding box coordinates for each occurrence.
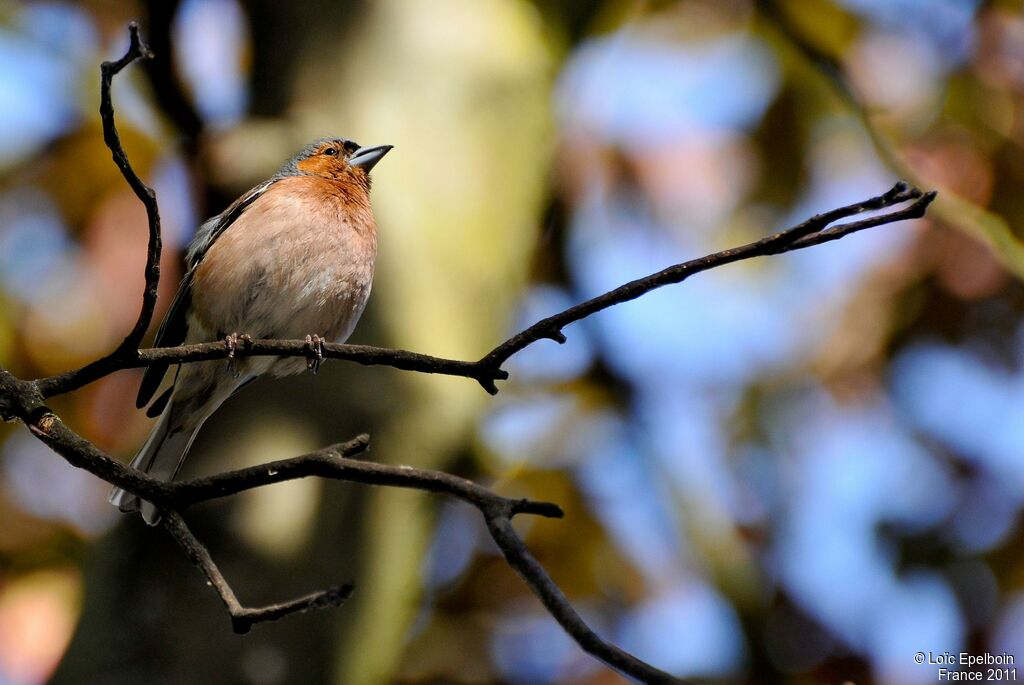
[101,21,159,352]
[474,181,935,387]
[161,510,354,634]
[486,515,685,684]
[786,188,936,251]
[47,21,160,392]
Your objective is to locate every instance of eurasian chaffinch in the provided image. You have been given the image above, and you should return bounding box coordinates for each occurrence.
[109,138,392,524]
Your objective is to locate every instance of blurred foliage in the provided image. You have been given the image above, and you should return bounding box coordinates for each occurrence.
[0,1,1021,685]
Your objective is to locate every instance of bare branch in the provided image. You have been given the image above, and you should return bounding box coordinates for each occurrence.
[102,21,160,352]
[9,380,681,679]
[167,440,564,520]
[486,515,685,684]
[41,21,160,396]
[786,187,936,250]
[476,182,935,388]
[36,340,506,398]
[15,388,673,680]
[18,408,561,522]
[162,510,354,634]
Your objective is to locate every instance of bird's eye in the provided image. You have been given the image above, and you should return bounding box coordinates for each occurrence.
[323,147,338,156]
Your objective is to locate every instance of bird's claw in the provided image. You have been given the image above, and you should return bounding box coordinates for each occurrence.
[304,334,324,375]
[224,333,253,378]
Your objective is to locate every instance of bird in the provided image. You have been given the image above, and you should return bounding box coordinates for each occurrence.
[109,137,392,525]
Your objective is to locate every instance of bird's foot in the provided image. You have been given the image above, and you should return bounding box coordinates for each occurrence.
[224,333,253,378]
[304,334,324,375]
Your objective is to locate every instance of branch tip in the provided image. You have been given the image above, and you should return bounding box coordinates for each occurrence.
[885,180,911,200]
[329,433,371,459]
[231,583,355,634]
[510,498,565,519]
[547,330,568,344]
[127,21,154,60]
[478,377,500,395]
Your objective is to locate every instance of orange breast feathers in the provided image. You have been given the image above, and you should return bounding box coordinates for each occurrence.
[188,175,378,340]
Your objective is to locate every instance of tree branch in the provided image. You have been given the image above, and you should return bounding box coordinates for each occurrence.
[101,22,160,353]
[9,387,672,679]
[45,20,162,393]
[476,181,935,385]
[162,510,355,634]
[16,407,562,523]
[16,391,676,679]
[36,340,506,398]
[486,515,682,684]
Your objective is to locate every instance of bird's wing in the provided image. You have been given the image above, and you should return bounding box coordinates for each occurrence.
[136,179,278,409]
[184,179,276,269]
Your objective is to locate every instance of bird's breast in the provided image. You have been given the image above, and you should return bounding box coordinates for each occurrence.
[190,176,377,344]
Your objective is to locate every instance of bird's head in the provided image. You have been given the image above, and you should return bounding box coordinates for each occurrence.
[285,137,393,188]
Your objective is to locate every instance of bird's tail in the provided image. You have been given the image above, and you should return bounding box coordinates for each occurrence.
[109,402,200,526]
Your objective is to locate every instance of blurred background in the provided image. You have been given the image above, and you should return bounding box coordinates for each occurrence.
[0,0,1021,683]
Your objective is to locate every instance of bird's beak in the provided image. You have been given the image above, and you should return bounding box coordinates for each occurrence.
[349,144,393,172]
